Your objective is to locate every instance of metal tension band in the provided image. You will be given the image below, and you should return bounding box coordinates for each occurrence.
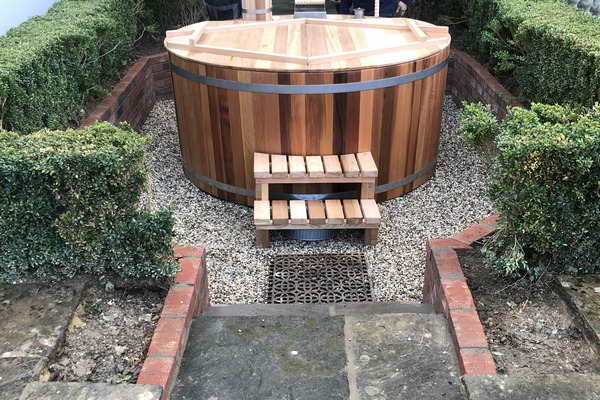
[170,56,448,95]
[242,7,273,14]
[374,155,437,194]
[182,160,256,197]
[182,156,437,198]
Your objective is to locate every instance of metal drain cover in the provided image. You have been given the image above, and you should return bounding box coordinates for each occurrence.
[266,253,372,304]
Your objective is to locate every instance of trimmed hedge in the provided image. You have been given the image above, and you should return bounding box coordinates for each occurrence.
[468,0,600,106]
[0,122,178,279]
[0,0,137,134]
[461,103,600,278]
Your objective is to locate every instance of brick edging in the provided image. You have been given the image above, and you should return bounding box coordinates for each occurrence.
[137,246,210,400]
[423,213,500,375]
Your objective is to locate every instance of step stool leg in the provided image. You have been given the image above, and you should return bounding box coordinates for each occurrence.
[256,230,270,248]
[256,183,269,200]
[364,228,378,246]
[361,181,375,199]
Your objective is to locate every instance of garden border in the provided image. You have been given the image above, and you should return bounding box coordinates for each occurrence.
[96,45,518,390]
[423,213,500,375]
[137,246,210,400]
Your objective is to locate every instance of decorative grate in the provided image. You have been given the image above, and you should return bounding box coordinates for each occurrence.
[266,253,372,304]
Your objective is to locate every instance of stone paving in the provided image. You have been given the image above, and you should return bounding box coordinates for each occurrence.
[0,280,86,400]
[171,305,462,399]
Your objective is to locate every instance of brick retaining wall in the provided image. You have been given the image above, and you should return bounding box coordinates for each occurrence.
[81,53,173,132]
[446,50,523,119]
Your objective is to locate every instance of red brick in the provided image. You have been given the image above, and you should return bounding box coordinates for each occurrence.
[161,285,196,322]
[88,109,108,121]
[427,238,473,253]
[98,97,117,112]
[197,275,211,315]
[152,63,165,73]
[488,83,505,96]
[81,118,97,127]
[483,75,497,87]
[147,317,186,358]
[154,70,172,81]
[137,356,176,396]
[155,78,172,88]
[175,258,203,286]
[432,248,464,279]
[128,62,145,75]
[136,55,151,65]
[150,53,169,64]
[441,278,476,310]
[112,82,129,93]
[449,309,489,349]
[174,246,206,259]
[481,212,500,227]
[452,224,496,246]
[121,73,134,84]
[459,348,496,375]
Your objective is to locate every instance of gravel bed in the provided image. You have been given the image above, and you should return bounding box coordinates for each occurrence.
[142,97,493,304]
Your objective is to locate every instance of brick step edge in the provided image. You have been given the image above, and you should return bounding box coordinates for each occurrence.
[422,213,500,376]
[136,246,209,400]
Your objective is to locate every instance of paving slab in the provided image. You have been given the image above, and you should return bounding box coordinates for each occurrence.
[348,314,461,399]
[0,280,86,400]
[462,373,600,400]
[19,382,162,400]
[0,358,44,400]
[0,280,86,358]
[171,315,349,400]
[558,274,600,346]
[172,312,462,399]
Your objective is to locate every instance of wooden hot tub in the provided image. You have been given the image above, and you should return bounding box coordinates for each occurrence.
[165,16,451,205]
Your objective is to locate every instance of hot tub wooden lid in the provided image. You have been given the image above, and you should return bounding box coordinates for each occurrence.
[165,16,450,71]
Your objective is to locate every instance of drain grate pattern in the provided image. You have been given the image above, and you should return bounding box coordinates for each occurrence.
[266,253,372,304]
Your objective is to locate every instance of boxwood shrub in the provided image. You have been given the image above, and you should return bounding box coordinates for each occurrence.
[458,102,499,168]
[468,0,600,106]
[0,122,178,279]
[461,103,600,278]
[0,0,137,134]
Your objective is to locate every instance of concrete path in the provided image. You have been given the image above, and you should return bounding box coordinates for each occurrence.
[171,303,462,399]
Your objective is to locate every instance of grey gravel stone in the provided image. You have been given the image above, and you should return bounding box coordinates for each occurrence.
[141,97,493,304]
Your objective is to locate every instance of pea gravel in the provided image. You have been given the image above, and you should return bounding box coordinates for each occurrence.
[142,97,493,304]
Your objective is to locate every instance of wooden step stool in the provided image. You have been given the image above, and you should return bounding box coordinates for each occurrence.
[253,152,381,248]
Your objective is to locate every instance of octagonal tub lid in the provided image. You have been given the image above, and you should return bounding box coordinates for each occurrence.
[164,15,451,72]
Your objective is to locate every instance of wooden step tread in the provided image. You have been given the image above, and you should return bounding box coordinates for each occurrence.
[254,152,378,181]
[254,198,381,228]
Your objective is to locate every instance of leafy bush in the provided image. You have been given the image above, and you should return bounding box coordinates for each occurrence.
[467,0,600,106]
[473,103,600,278]
[411,0,472,37]
[143,0,208,32]
[0,122,178,279]
[0,0,137,134]
[458,102,499,167]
